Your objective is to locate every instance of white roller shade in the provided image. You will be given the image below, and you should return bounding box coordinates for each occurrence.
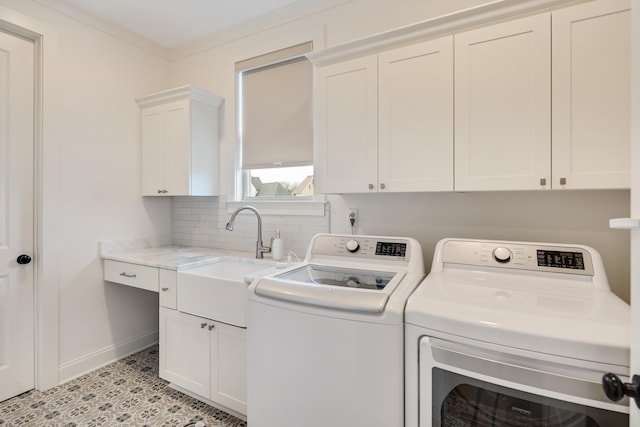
[239,44,313,170]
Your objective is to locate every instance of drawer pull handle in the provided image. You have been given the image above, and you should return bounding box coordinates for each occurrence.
[161,287,169,292]
[119,272,137,278]
[201,323,207,329]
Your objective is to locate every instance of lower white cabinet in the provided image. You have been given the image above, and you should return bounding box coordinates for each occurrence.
[159,307,247,416]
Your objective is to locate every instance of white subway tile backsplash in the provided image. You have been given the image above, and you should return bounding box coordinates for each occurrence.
[171,197,329,256]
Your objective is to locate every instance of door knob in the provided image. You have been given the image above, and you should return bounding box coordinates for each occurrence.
[602,373,640,408]
[16,254,32,265]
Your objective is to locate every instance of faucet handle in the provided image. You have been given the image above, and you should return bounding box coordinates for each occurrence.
[258,238,273,257]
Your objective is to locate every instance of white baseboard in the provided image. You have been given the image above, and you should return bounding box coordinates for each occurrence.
[58,329,159,384]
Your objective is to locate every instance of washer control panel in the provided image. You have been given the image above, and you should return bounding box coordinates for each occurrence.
[442,240,594,276]
[310,234,411,261]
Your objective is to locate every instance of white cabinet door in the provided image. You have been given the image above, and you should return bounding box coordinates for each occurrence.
[210,322,247,415]
[159,269,177,309]
[140,104,166,195]
[455,14,551,191]
[164,100,191,195]
[316,55,378,193]
[378,37,454,192]
[159,308,210,397]
[552,0,631,189]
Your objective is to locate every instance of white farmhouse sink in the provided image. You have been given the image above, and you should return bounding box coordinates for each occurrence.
[177,258,275,327]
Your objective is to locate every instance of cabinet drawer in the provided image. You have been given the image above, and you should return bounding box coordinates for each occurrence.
[104,260,159,292]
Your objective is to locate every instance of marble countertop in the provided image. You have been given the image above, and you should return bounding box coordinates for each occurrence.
[101,244,260,271]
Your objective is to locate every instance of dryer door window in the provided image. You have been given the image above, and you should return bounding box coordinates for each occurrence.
[419,338,629,427]
[433,369,627,427]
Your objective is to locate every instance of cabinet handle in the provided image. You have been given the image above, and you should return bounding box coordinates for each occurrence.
[208,324,215,331]
[380,183,386,190]
[157,189,163,194]
[559,177,567,185]
[200,323,207,329]
[161,287,169,292]
[368,184,374,190]
[539,178,547,186]
[119,272,137,278]
[157,189,168,194]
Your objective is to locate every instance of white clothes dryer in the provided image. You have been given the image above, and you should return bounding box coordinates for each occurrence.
[247,233,425,427]
[405,238,630,427]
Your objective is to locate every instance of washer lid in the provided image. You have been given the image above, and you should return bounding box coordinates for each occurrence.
[253,263,405,313]
[405,269,630,367]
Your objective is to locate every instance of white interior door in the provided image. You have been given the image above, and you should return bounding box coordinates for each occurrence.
[0,29,35,402]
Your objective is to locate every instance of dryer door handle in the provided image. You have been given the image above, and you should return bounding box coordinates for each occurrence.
[602,373,640,408]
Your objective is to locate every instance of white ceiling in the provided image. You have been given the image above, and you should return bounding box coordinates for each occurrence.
[49,0,311,48]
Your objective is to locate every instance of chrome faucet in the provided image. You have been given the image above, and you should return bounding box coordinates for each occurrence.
[225,206,272,259]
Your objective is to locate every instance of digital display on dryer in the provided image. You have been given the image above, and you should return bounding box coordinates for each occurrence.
[376,242,406,257]
[537,250,585,270]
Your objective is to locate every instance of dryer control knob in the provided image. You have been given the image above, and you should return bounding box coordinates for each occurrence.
[492,247,512,263]
[346,240,360,253]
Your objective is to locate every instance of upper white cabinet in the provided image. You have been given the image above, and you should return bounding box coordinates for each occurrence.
[312,0,630,193]
[136,86,223,196]
[315,55,378,193]
[454,14,552,191]
[551,0,631,189]
[315,37,454,193]
[378,38,454,192]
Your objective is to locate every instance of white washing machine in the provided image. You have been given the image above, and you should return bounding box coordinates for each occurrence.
[247,233,425,427]
[405,238,630,427]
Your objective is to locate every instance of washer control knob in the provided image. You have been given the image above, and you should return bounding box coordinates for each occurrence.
[346,240,360,253]
[492,247,512,263]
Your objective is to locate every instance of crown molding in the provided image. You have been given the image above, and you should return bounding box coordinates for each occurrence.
[34,0,351,62]
[33,0,172,60]
[307,0,591,66]
[167,0,350,60]
[135,85,224,108]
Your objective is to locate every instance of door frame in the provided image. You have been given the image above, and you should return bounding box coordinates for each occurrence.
[0,11,54,392]
[630,1,639,425]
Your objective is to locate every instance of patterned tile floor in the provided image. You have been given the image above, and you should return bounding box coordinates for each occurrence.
[0,345,247,427]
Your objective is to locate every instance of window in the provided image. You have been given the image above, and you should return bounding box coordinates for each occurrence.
[236,42,314,199]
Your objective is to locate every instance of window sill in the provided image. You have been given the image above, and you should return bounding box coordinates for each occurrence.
[226,199,327,216]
